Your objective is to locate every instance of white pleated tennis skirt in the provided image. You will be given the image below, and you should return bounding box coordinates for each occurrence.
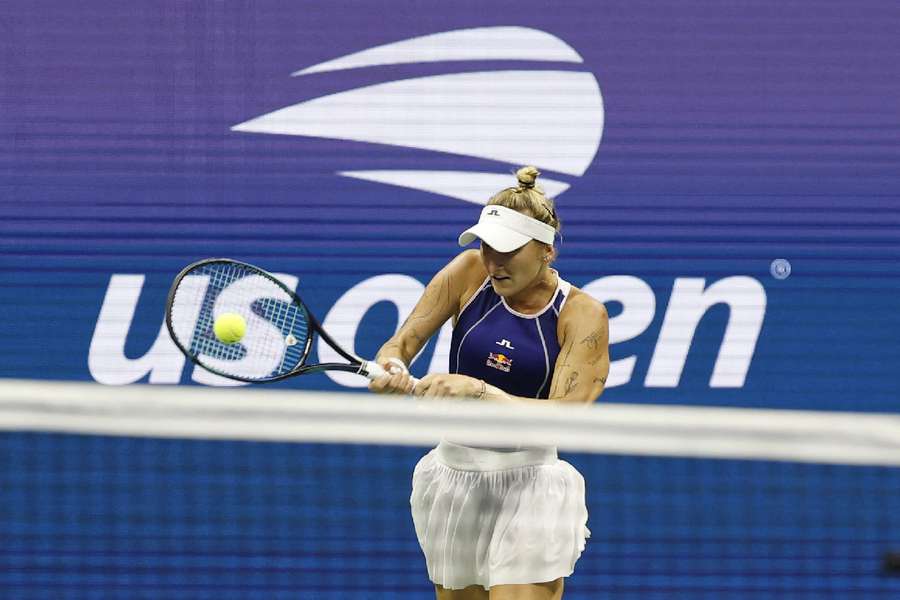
[410,440,590,590]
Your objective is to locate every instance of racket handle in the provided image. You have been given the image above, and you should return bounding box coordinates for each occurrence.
[360,360,420,386]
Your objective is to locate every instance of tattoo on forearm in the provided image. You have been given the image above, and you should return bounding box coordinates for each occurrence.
[398,272,452,341]
[592,375,607,386]
[407,328,424,345]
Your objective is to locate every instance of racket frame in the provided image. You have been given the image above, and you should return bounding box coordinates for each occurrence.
[165,258,379,383]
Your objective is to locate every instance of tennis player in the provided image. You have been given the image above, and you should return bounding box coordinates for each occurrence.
[370,166,609,600]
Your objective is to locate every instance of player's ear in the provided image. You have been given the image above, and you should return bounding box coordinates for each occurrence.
[542,243,556,263]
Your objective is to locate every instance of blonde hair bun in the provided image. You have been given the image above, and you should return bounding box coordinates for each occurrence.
[515,165,540,190]
[485,165,560,235]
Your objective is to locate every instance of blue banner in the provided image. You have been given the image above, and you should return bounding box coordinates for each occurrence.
[2,4,900,599]
[2,1,899,412]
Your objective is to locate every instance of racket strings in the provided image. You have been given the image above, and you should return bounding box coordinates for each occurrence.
[170,262,311,380]
[190,263,247,363]
[252,295,309,373]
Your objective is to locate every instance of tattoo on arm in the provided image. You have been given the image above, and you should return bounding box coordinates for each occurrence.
[412,327,427,344]
[560,343,574,368]
[564,371,579,395]
[580,329,602,350]
[394,273,453,353]
[580,326,607,365]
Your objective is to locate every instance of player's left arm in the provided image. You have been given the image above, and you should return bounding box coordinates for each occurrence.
[414,291,609,405]
[543,292,609,404]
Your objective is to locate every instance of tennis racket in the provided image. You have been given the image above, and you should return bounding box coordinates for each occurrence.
[165,258,412,384]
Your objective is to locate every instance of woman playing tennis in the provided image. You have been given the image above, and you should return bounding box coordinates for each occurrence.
[370,166,609,600]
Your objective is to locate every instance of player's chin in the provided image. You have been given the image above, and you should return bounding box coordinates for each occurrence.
[489,275,514,292]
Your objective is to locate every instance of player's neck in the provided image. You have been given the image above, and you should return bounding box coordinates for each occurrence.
[504,268,557,314]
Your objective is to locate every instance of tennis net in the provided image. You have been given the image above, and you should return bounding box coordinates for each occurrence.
[1,379,899,599]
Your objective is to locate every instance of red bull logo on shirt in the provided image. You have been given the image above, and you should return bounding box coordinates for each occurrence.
[487,352,513,373]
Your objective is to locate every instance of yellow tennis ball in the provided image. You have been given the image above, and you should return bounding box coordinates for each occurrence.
[213,312,246,344]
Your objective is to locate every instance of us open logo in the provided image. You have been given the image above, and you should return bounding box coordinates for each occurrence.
[230,26,605,204]
[87,28,767,391]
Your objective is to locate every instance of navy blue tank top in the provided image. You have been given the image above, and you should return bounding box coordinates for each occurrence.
[449,274,571,399]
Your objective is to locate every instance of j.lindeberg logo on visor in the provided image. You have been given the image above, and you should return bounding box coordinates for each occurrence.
[230,26,604,205]
[460,205,557,250]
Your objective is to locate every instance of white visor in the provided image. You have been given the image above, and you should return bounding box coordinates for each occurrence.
[458,205,556,253]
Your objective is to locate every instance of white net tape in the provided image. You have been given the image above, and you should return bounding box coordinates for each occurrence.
[1,379,898,466]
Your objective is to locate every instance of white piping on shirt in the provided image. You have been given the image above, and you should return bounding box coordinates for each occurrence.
[557,279,572,312]
[500,274,571,320]
[458,277,491,318]
[453,300,503,374]
[535,318,551,398]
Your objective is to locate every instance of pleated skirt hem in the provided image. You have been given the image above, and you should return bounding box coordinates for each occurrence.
[411,442,590,590]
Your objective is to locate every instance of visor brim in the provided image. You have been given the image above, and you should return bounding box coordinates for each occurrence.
[457,223,532,253]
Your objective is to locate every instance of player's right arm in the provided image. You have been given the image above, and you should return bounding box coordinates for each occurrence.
[370,250,484,393]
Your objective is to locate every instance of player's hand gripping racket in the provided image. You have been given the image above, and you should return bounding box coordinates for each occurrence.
[165,258,416,385]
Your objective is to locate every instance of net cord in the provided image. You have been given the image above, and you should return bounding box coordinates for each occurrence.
[1,379,899,467]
